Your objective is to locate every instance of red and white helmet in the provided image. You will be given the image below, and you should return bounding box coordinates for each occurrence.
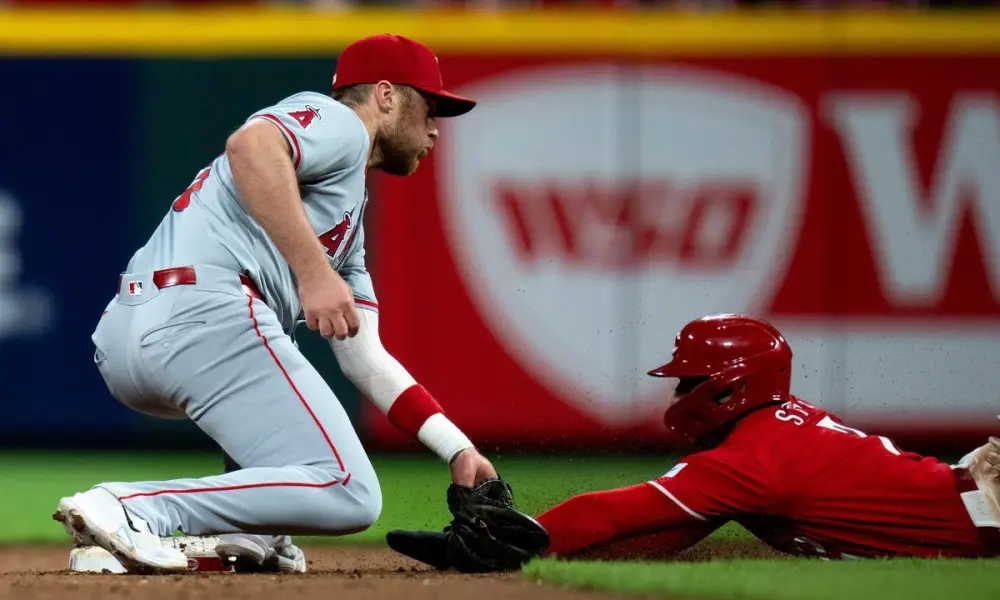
[647,314,793,448]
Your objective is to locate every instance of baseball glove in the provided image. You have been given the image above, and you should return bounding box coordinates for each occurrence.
[386,477,550,573]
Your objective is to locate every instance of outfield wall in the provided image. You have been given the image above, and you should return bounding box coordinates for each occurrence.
[0,9,998,451]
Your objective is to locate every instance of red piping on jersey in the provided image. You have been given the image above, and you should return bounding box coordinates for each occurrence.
[341,195,367,261]
[355,298,378,310]
[246,295,348,473]
[255,114,302,170]
[118,476,351,501]
[332,191,368,270]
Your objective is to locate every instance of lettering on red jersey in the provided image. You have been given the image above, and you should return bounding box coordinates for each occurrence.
[816,415,868,438]
[773,400,903,455]
[773,399,811,425]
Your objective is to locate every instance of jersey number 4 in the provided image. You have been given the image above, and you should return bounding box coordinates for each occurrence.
[173,166,212,212]
[817,416,903,456]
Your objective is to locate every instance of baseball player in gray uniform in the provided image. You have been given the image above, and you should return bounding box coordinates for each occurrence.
[53,33,499,574]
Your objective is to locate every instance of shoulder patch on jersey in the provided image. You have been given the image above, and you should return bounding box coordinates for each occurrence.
[288,106,322,129]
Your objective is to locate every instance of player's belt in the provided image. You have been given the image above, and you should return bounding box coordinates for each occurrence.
[117,267,265,303]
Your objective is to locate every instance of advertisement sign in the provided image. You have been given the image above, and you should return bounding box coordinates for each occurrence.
[370,53,1000,450]
[1,9,998,450]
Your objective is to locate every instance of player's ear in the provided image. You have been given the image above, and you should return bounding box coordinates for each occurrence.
[373,81,397,115]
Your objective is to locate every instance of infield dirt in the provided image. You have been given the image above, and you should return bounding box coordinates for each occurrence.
[0,540,780,600]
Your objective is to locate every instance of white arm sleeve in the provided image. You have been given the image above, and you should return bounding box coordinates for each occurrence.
[329,310,473,462]
[329,310,415,414]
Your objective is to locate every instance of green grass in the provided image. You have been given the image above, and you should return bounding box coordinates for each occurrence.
[524,556,1000,600]
[0,451,755,544]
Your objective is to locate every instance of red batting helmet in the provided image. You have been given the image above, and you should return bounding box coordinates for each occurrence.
[647,314,792,448]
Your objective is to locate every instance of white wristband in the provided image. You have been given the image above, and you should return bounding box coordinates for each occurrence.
[417,413,474,463]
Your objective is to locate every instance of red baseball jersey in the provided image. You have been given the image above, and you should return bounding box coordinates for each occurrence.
[536,397,996,560]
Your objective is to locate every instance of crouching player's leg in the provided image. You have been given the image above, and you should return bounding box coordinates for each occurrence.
[215,452,307,573]
[65,452,309,574]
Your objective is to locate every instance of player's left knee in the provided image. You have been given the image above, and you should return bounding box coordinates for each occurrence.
[345,470,383,531]
[312,468,382,534]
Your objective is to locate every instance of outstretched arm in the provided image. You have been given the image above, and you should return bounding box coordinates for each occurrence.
[535,482,722,559]
[329,309,496,485]
[537,450,772,560]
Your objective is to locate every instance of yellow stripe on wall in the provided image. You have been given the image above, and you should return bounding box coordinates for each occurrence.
[1,7,1000,57]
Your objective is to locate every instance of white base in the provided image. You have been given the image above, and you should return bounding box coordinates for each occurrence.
[69,536,235,574]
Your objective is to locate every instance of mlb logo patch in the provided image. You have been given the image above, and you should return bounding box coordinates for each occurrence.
[127,281,143,296]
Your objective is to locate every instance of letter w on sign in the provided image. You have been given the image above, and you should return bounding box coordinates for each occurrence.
[828,93,1000,305]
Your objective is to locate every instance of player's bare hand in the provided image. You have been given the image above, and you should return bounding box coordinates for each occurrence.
[449,447,499,487]
[985,419,1000,468]
[298,268,360,340]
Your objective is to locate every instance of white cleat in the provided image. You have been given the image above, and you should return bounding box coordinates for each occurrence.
[69,536,236,574]
[53,488,188,573]
[215,534,307,573]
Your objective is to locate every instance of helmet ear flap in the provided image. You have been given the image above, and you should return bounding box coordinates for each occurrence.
[714,387,737,405]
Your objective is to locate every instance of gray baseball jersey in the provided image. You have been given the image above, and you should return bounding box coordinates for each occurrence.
[85,92,390,540]
[118,91,378,330]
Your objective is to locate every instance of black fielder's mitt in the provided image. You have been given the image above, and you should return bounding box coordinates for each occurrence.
[386,477,550,573]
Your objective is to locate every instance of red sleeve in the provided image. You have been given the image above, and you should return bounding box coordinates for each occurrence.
[654,448,774,519]
[535,482,721,558]
[535,449,772,558]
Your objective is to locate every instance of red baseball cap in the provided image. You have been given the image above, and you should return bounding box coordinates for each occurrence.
[332,34,476,118]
